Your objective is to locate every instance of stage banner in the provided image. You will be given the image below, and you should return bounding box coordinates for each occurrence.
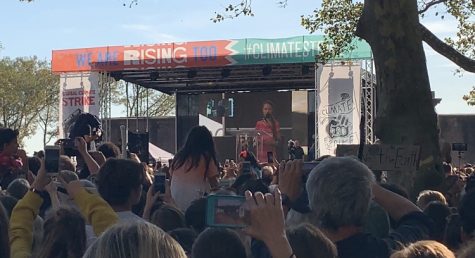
[52,36,371,73]
[317,65,361,156]
[59,72,100,138]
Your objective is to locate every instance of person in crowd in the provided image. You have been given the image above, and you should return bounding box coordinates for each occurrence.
[0,195,17,217]
[97,142,121,159]
[59,155,76,172]
[288,140,297,160]
[28,156,41,176]
[443,162,453,177]
[444,172,465,207]
[0,128,27,189]
[458,190,475,243]
[444,213,463,251]
[286,223,338,258]
[170,126,219,211]
[150,204,186,232]
[192,228,247,258]
[168,228,197,257]
[457,240,475,258]
[82,222,187,258]
[416,190,448,209]
[36,208,86,258]
[364,202,390,238]
[6,178,30,200]
[9,160,118,258]
[255,100,281,162]
[96,158,145,221]
[293,140,305,160]
[390,240,455,258]
[261,165,275,186]
[0,202,9,258]
[423,201,451,242]
[303,157,432,258]
[185,198,207,234]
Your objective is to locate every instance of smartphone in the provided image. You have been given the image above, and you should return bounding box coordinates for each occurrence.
[267,152,274,163]
[45,146,60,174]
[153,173,166,194]
[242,161,251,175]
[206,195,248,228]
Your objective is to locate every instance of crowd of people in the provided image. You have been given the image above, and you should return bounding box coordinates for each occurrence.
[0,125,475,258]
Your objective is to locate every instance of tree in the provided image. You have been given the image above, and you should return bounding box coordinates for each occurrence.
[112,82,175,117]
[0,57,59,144]
[463,87,475,105]
[214,0,474,194]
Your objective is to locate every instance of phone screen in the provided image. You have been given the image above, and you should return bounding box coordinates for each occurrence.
[207,195,248,228]
[153,173,166,194]
[45,146,60,173]
[267,152,274,163]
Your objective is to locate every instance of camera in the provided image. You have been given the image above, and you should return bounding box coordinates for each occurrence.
[452,143,468,152]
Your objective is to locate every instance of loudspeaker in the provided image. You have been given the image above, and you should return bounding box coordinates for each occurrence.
[128,131,149,163]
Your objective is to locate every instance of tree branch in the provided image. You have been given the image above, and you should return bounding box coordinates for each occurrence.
[418,0,447,14]
[419,23,475,73]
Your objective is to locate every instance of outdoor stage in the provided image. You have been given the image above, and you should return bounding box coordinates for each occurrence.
[51,35,375,163]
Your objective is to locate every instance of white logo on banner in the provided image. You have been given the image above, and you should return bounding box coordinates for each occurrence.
[59,72,100,138]
[317,65,361,156]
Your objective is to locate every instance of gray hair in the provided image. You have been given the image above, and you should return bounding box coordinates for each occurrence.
[83,221,187,258]
[7,178,30,199]
[306,157,375,230]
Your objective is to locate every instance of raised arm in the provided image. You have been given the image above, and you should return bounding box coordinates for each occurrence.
[76,137,100,175]
[10,160,50,258]
[372,183,421,222]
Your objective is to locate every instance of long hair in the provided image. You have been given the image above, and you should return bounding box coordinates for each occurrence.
[262,100,278,141]
[83,222,187,258]
[171,126,218,180]
[36,208,86,258]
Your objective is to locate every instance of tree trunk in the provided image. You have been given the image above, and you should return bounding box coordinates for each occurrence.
[356,0,443,196]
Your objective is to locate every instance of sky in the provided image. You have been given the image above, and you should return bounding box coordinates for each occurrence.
[0,0,473,154]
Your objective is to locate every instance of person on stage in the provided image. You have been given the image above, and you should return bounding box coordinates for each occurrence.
[255,100,281,163]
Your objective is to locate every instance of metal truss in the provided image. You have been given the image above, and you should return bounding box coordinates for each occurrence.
[361,59,376,144]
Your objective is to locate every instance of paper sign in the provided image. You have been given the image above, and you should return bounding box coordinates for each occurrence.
[336,144,421,171]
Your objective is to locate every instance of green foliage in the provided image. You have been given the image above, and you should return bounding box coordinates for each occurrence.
[0,57,59,143]
[212,0,255,23]
[214,0,474,69]
[463,87,475,106]
[301,0,364,62]
[418,0,475,74]
[112,82,175,117]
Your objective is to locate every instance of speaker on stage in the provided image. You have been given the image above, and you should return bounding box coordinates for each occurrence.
[128,131,149,163]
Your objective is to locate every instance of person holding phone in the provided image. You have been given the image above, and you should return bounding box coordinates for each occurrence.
[170,126,219,212]
[9,159,118,258]
[0,128,28,189]
[255,100,281,163]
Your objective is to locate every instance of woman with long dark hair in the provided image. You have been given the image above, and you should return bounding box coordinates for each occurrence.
[255,100,281,162]
[170,126,219,211]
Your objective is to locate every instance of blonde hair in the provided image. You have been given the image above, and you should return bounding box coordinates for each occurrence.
[390,241,455,258]
[83,221,187,258]
[416,190,447,209]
